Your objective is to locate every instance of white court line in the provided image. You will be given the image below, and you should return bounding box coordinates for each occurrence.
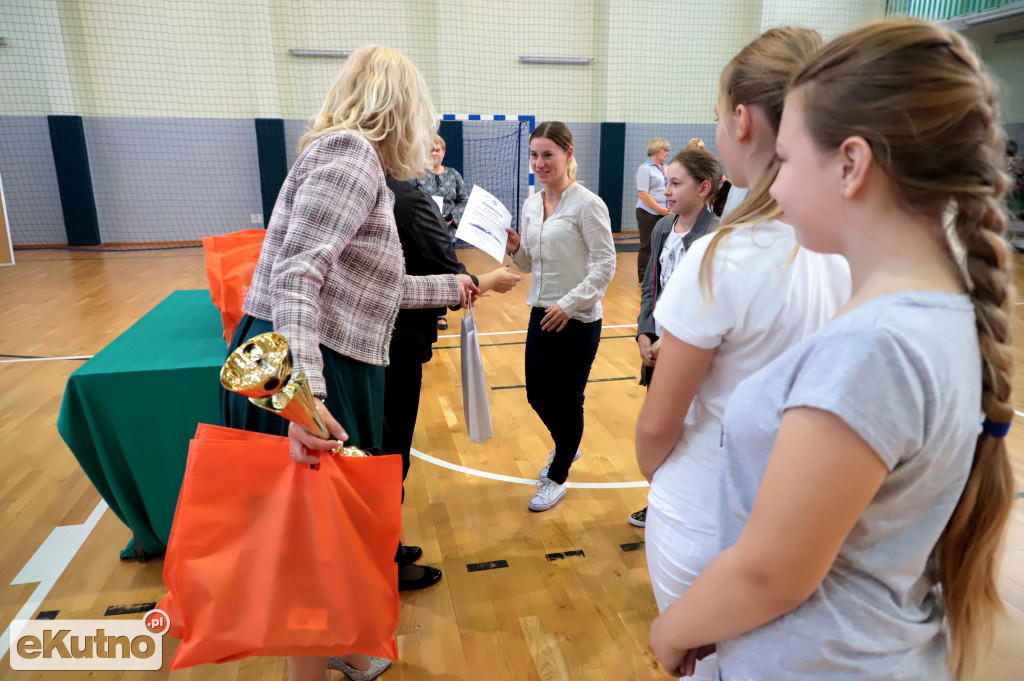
[437,323,637,340]
[411,447,650,489]
[0,355,93,364]
[0,325,640,361]
[0,500,107,661]
[1015,410,1024,420]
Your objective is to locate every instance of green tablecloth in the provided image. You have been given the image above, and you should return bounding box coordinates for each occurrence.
[57,290,225,558]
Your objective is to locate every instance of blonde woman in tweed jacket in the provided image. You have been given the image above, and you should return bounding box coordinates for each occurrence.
[221,45,477,681]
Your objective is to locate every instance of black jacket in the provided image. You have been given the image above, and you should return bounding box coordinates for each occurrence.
[386,174,478,351]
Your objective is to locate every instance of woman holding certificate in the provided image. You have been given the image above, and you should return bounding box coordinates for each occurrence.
[221,45,476,681]
[504,121,616,512]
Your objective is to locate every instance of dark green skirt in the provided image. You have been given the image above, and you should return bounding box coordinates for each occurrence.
[219,315,385,450]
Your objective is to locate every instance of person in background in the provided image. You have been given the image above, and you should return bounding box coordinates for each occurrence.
[635,27,851,680]
[505,121,616,512]
[628,149,722,530]
[636,137,671,283]
[711,176,732,217]
[687,138,705,150]
[1006,140,1024,219]
[221,45,477,681]
[384,172,520,590]
[651,21,1015,681]
[414,133,470,331]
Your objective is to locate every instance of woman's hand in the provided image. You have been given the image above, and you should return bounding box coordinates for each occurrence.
[540,303,570,332]
[288,397,347,466]
[479,266,522,294]
[505,227,521,256]
[456,274,480,308]
[638,335,656,367]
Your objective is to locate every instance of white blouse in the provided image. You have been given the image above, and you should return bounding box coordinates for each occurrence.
[511,182,616,323]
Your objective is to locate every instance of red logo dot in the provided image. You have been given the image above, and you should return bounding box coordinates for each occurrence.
[144,609,170,635]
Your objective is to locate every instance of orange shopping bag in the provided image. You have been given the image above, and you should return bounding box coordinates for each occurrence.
[158,424,285,642]
[157,424,402,669]
[202,229,265,346]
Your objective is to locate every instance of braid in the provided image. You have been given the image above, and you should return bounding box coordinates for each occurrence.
[933,52,1015,679]
[955,191,1014,420]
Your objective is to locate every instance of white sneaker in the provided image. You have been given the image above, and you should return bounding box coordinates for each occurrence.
[528,478,567,512]
[538,448,581,479]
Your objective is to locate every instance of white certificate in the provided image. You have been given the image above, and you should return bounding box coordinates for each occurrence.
[431,195,444,211]
[454,185,511,264]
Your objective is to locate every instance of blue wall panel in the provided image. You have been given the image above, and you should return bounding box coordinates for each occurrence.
[84,117,263,243]
[0,116,67,245]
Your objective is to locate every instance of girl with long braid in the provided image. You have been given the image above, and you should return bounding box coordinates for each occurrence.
[650,20,1015,681]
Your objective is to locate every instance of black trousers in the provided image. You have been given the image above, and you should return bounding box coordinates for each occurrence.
[524,307,602,484]
[382,337,431,562]
[382,338,431,484]
[637,207,661,283]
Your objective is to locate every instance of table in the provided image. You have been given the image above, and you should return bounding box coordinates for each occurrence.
[58,290,226,558]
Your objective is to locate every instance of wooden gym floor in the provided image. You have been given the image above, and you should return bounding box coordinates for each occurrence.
[0,245,1022,680]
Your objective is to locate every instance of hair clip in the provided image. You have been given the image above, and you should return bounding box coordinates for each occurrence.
[982,418,1011,439]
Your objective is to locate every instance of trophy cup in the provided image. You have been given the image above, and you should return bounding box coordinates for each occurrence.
[220,332,368,457]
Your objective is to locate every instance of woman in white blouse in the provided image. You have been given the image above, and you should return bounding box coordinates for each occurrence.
[636,137,671,282]
[504,121,616,512]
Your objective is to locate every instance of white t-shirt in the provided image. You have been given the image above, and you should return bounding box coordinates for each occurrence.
[721,186,749,221]
[649,219,851,531]
[658,228,688,288]
[654,225,688,336]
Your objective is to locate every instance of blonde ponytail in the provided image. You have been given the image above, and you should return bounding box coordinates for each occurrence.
[698,27,822,301]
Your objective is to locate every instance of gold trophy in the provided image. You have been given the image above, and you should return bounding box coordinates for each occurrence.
[220,332,368,457]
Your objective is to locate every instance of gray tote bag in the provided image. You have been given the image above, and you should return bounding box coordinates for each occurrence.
[460,305,493,443]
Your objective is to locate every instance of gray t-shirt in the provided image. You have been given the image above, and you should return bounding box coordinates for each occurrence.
[717,291,981,680]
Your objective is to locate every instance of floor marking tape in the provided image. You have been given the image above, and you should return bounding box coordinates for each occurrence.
[410,448,649,489]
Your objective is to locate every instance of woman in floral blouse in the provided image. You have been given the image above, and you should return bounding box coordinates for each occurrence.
[415,133,470,328]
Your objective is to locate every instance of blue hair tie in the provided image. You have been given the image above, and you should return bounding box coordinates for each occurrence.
[982,418,1011,439]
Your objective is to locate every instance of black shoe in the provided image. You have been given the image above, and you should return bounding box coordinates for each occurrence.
[437,316,448,330]
[397,544,423,565]
[398,564,443,591]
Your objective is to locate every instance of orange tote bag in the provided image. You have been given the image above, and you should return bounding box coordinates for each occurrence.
[158,424,402,669]
[201,229,265,346]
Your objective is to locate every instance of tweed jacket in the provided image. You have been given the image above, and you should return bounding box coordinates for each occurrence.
[244,130,460,398]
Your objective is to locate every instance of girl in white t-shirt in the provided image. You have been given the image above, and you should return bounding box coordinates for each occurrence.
[635,27,851,681]
[650,21,1015,681]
